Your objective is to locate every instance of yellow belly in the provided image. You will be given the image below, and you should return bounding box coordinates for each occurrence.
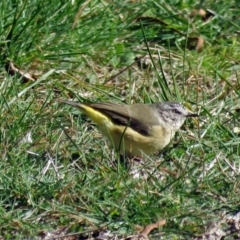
[99,122,174,156]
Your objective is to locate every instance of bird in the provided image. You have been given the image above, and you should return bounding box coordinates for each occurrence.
[60,100,198,156]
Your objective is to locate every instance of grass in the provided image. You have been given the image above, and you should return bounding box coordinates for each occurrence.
[0,0,240,239]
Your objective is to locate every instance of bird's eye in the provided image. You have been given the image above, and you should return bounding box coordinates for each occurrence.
[173,109,181,114]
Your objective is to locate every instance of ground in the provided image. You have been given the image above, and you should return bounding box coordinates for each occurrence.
[0,0,240,239]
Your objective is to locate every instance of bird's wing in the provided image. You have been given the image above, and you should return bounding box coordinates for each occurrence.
[88,103,156,136]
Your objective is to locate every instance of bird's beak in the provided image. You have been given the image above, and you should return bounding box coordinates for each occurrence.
[186,109,199,117]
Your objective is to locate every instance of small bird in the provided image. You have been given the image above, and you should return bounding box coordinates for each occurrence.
[60,100,198,156]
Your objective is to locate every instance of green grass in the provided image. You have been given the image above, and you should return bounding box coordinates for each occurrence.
[0,0,240,239]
